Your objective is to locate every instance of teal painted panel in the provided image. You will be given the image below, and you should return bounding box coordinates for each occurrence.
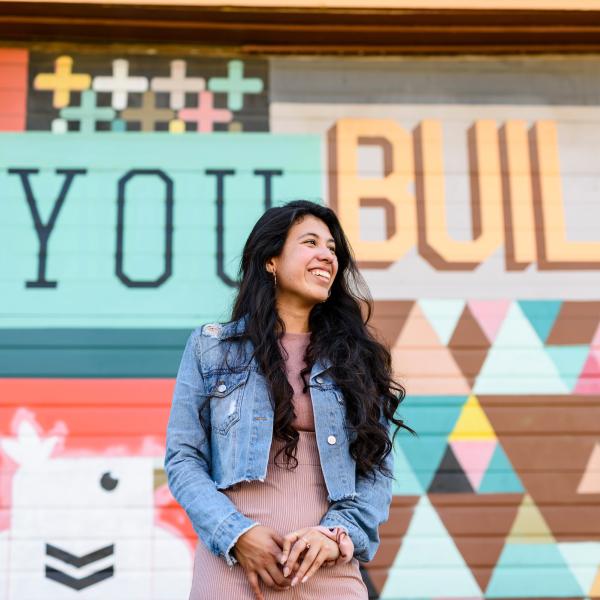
[0,328,191,377]
[0,133,322,328]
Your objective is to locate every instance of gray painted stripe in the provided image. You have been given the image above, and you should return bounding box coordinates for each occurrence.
[270,57,600,105]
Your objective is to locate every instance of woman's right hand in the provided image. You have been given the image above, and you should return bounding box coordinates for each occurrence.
[233,525,292,600]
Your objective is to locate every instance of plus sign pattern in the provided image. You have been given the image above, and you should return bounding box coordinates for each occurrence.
[26,53,268,133]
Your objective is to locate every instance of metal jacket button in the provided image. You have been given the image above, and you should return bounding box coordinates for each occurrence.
[217,383,227,393]
[327,435,336,445]
[315,376,324,384]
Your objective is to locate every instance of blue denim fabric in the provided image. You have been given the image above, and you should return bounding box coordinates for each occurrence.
[164,314,393,566]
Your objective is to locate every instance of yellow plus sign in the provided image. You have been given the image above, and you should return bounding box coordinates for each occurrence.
[34,56,91,108]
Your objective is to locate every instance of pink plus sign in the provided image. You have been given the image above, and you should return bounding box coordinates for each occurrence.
[178,91,232,132]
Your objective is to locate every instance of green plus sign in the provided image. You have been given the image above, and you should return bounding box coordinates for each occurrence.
[208,60,263,111]
[60,90,116,133]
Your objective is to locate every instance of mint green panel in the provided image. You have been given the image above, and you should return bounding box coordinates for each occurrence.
[0,133,323,328]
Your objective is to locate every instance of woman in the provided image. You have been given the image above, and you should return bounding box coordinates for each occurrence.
[164,200,415,599]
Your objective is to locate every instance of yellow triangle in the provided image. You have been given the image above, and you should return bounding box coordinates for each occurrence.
[448,394,496,441]
[589,565,600,596]
[508,494,554,544]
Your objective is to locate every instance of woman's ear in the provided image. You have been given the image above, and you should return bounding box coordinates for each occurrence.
[265,257,277,274]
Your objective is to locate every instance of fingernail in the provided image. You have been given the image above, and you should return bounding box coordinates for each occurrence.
[280,554,287,564]
[291,577,298,587]
[283,567,290,577]
[301,576,308,584]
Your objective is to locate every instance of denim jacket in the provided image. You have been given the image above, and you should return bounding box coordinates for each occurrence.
[164,314,393,566]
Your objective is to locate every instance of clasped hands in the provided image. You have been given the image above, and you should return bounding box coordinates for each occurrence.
[233,525,340,600]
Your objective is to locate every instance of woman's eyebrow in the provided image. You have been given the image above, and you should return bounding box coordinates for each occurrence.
[297,232,336,244]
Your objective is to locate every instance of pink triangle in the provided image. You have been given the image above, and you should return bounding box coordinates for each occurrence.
[592,321,600,347]
[573,348,600,394]
[467,300,511,342]
[449,440,497,491]
[577,443,600,494]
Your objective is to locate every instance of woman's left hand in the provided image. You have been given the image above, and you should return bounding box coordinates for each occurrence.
[280,527,340,586]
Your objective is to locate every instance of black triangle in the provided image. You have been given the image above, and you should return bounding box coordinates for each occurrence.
[428,445,474,493]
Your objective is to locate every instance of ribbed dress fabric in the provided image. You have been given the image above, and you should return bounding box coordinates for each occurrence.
[188,331,368,599]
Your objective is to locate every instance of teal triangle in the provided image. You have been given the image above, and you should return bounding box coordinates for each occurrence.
[558,542,600,597]
[486,542,584,598]
[474,303,569,394]
[546,345,590,392]
[518,300,562,343]
[479,443,524,493]
[381,495,481,598]
[397,395,466,491]
[392,441,424,495]
[419,299,465,345]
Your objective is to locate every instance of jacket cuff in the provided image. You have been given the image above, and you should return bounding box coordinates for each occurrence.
[211,511,260,566]
[319,513,369,561]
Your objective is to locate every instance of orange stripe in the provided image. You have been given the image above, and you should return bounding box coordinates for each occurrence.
[0,378,175,405]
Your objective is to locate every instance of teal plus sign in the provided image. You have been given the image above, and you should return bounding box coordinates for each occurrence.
[60,90,116,133]
[208,60,264,111]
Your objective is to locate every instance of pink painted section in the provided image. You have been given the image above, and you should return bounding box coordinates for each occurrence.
[467,300,510,342]
[450,440,497,491]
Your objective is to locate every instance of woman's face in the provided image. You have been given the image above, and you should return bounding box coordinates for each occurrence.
[267,215,338,308]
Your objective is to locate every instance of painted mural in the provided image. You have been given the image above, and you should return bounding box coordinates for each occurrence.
[1,46,599,599]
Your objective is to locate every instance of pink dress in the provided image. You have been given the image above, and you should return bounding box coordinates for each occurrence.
[189,331,368,599]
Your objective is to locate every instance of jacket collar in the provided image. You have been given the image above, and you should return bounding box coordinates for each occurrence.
[220,314,332,380]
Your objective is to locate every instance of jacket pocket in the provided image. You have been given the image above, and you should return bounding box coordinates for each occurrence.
[207,369,251,435]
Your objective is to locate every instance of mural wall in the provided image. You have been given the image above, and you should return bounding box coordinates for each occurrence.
[1,45,599,599]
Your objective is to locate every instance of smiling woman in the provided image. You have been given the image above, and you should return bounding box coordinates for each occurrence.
[164,199,416,600]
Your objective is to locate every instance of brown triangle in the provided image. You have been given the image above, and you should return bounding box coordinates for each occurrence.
[370,300,415,350]
[479,394,600,542]
[449,304,491,388]
[363,495,420,596]
[546,301,600,345]
[429,492,523,592]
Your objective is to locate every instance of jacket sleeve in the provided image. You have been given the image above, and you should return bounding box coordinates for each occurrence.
[318,411,394,563]
[164,327,259,566]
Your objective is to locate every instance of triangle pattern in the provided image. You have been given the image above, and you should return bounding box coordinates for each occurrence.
[591,566,600,597]
[478,443,524,494]
[449,395,496,441]
[574,348,600,395]
[450,440,497,491]
[428,444,475,494]
[486,542,584,598]
[448,305,491,388]
[419,299,466,346]
[467,300,511,343]
[391,441,423,496]
[487,495,582,596]
[518,300,562,343]
[397,395,466,492]
[431,492,523,593]
[474,302,569,394]
[381,495,482,598]
[546,345,590,392]
[577,443,600,494]
[392,303,471,395]
[558,542,600,597]
[507,493,554,544]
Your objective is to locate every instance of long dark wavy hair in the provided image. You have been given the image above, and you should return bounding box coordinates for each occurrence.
[219,200,417,479]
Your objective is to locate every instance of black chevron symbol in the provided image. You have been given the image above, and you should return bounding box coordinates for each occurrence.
[46,543,114,567]
[45,565,114,590]
[45,543,115,590]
